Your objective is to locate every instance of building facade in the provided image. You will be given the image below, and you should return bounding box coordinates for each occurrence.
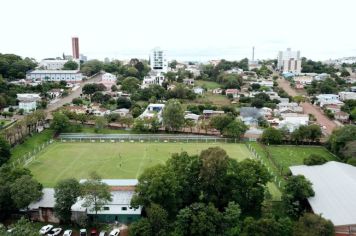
[17,93,41,113]
[72,37,79,59]
[277,48,302,73]
[26,70,83,82]
[149,47,168,73]
[39,59,68,70]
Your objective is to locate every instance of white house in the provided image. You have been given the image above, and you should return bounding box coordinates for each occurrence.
[279,113,309,132]
[256,80,274,88]
[17,93,41,113]
[139,104,165,122]
[47,89,63,100]
[112,108,130,117]
[193,87,204,95]
[316,94,344,107]
[92,108,111,116]
[141,72,165,89]
[26,70,83,82]
[101,73,117,89]
[276,102,303,113]
[339,92,356,101]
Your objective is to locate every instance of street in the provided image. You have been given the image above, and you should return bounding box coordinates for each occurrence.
[277,78,339,136]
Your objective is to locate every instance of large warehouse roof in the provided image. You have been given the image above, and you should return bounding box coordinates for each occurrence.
[290,161,356,227]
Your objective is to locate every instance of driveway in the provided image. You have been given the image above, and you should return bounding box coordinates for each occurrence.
[277,78,339,136]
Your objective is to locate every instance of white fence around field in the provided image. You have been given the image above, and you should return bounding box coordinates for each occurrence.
[58,133,241,144]
[14,139,54,168]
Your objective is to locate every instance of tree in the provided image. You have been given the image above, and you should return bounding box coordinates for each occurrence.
[282,175,314,218]
[0,137,11,166]
[10,175,42,210]
[81,60,103,76]
[63,60,79,70]
[222,120,247,139]
[95,116,108,132]
[251,98,264,108]
[303,154,327,166]
[129,218,152,236]
[261,127,283,144]
[340,69,350,77]
[241,216,293,236]
[162,99,184,131]
[54,178,81,223]
[293,213,334,236]
[223,202,242,236]
[121,77,140,93]
[51,112,70,133]
[117,97,132,109]
[327,125,356,160]
[174,202,223,236]
[210,115,234,133]
[80,172,112,218]
[0,217,39,236]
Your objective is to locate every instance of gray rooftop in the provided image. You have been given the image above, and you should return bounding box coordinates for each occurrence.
[290,161,356,226]
[28,188,55,209]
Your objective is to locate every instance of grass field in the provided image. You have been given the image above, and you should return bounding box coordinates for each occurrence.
[195,80,221,89]
[28,142,252,187]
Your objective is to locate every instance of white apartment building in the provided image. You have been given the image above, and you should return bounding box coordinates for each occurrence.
[39,59,68,70]
[17,93,41,113]
[26,70,83,82]
[150,47,168,73]
[277,48,302,73]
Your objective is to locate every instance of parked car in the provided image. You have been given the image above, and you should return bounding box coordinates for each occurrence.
[99,231,107,236]
[63,230,73,236]
[39,225,53,235]
[109,229,120,236]
[91,229,98,236]
[48,228,62,236]
[80,229,88,236]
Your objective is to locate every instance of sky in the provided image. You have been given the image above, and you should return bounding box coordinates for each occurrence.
[1,0,356,62]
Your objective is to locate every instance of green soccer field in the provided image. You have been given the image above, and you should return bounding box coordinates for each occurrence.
[28,142,253,187]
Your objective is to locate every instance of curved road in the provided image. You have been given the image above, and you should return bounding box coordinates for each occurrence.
[277,78,339,135]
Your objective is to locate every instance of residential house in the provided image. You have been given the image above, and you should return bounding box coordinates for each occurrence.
[226,68,243,75]
[339,92,356,101]
[65,105,87,114]
[93,108,111,116]
[225,89,239,98]
[141,71,165,89]
[314,73,330,81]
[139,104,165,122]
[186,66,201,77]
[212,88,223,94]
[112,108,130,117]
[334,111,350,123]
[276,102,303,114]
[183,78,195,86]
[279,113,309,132]
[101,73,117,90]
[47,89,63,100]
[243,128,263,141]
[294,76,313,86]
[239,107,263,127]
[316,94,344,107]
[193,87,204,95]
[202,110,224,119]
[17,93,41,113]
[184,113,200,123]
[167,84,176,91]
[28,188,59,223]
[256,80,274,88]
[324,104,342,114]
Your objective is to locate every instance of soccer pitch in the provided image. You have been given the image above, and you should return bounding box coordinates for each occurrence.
[28,142,253,187]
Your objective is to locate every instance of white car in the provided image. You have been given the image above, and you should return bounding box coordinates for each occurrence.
[80,229,87,236]
[63,230,73,236]
[109,229,120,236]
[99,231,107,236]
[48,228,62,236]
[39,225,53,235]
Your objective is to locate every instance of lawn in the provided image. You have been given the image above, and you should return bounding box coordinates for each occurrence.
[267,145,337,175]
[195,80,222,89]
[11,129,55,162]
[28,142,252,187]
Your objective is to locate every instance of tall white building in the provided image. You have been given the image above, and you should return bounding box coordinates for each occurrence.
[277,48,302,74]
[149,47,168,73]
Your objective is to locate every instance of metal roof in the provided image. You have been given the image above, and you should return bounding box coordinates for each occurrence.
[290,161,356,226]
[28,188,55,209]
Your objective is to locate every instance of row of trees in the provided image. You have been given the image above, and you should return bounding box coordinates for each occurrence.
[0,53,37,80]
[261,125,322,145]
[129,147,334,236]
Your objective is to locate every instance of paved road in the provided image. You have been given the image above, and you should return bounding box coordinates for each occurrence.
[45,72,102,114]
[277,78,338,135]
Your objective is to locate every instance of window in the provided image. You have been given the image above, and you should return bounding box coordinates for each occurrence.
[103,206,110,210]
[121,207,127,211]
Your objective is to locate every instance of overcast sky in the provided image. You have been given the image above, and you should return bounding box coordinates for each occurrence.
[1,0,355,62]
